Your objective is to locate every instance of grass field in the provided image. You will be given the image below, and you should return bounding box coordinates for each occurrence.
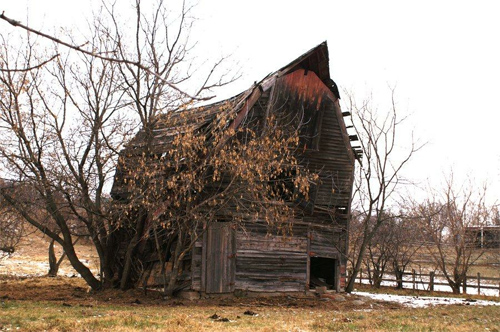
[1,231,499,331]
[1,298,499,332]
[1,276,499,332]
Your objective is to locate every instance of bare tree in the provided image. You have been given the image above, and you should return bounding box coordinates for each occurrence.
[103,1,234,290]
[0,0,235,291]
[344,89,420,293]
[411,175,492,294]
[349,209,422,289]
[1,1,317,295]
[0,28,132,289]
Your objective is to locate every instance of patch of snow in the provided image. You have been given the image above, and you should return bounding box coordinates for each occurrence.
[0,256,96,278]
[354,291,500,308]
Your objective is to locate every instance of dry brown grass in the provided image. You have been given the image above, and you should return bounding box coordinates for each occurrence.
[1,276,499,332]
[2,300,497,332]
[406,246,500,278]
[1,231,499,331]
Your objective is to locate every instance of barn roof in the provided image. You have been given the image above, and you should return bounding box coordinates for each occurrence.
[125,42,336,151]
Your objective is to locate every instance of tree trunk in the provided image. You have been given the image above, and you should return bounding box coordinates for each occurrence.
[48,239,57,277]
[450,283,460,294]
[153,228,168,294]
[394,268,404,289]
[48,238,72,277]
[62,240,101,290]
[164,232,183,297]
[451,269,464,294]
[373,269,383,288]
[120,234,140,290]
[346,238,369,292]
[346,213,386,293]
[48,239,61,277]
[120,214,147,290]
[102,233,118,288]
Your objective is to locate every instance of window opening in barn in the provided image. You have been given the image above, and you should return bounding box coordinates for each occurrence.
[309,257,336,289]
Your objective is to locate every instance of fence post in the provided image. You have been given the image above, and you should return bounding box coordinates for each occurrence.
[477,273,481,295]
[359,269,362,284]
[463,275,467,294]
[429,271,435,292]
[412,269,416,290]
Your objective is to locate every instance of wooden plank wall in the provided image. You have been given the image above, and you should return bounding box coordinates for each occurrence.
[308,224,341,259]
[190,70,353,293]
[273,69,354,216]
[192,221,311,293]
[309,96,354,210]
[271,69,354,290]
[234,222,309,292]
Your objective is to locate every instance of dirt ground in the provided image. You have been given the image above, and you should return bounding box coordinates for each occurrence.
[0,274,398,312]
[0,229,393,311]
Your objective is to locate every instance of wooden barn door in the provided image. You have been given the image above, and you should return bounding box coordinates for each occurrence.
[202,222,235,293]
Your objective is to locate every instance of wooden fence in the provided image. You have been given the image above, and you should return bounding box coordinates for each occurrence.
[351,269,500,296]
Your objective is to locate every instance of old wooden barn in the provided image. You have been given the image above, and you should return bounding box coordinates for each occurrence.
[111,42,358,294]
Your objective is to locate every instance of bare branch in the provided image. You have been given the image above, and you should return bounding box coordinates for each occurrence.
[0,53,59,72]
[0,12,212,101]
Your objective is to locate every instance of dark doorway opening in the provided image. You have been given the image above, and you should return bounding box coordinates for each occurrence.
[309,257,336,289]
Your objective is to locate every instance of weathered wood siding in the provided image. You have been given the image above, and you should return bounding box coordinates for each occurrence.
[192,221,310,293]
[234,222,309,292]
[308,224,342,259]
[191,241,203,291]
[273,68,354,212]
[271,68,353,246]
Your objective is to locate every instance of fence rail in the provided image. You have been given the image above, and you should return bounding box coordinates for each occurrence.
[350,269,500,296]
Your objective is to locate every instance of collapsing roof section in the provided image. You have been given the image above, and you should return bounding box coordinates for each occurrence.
[118,41,360,166]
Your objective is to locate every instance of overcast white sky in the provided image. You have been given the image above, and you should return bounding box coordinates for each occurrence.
[2,0,500,201]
